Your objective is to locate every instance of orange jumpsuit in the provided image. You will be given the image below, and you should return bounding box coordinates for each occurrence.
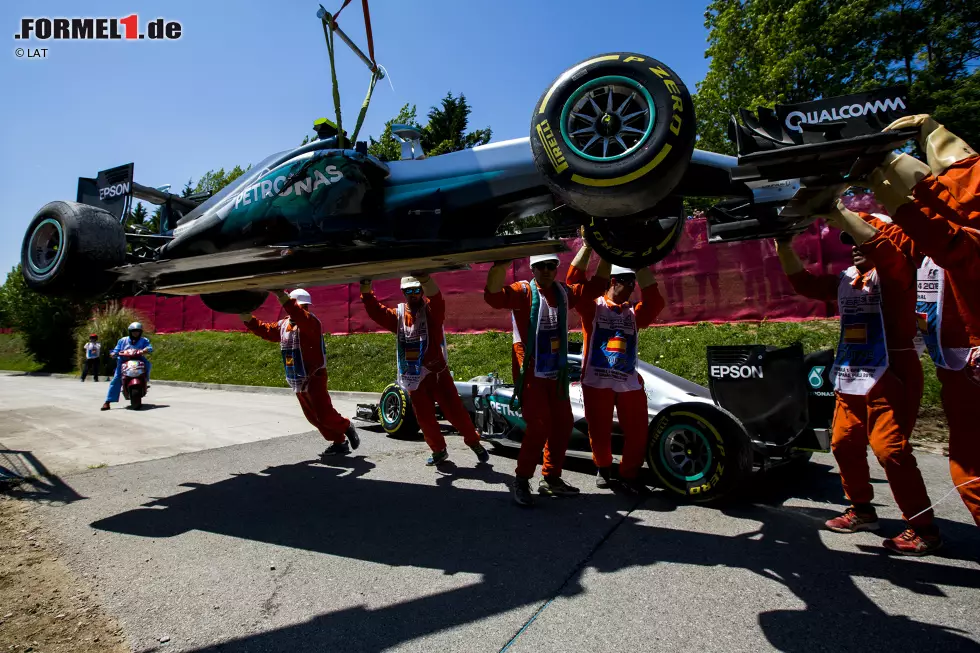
[246,299,350,443]
[888,171,980,525]
[788,234,933,527]
[485,276,606,479]
[362,290,481,453]
[567,267,665,479]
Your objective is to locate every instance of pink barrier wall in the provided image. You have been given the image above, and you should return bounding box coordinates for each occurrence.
[122,217,856,334]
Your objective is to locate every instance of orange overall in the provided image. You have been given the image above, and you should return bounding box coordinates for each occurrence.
[362,290,481,453]
[567,266,665,479]
[484,276,606,479]
[788,235,933,527]
[246,299,350,443]
[888,169,980,525]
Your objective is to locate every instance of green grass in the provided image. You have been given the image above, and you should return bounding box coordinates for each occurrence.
[0,322,943,407]
[0,334,41,373]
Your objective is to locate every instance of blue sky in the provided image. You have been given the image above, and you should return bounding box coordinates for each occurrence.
[0,0,712,276]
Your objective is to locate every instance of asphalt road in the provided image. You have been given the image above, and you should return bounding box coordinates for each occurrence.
[2,376,979,653]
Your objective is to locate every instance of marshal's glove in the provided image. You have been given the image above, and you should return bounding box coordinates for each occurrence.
[886,114,977,176]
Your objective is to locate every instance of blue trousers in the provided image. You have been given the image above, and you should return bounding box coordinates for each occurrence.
[106,357,151,403]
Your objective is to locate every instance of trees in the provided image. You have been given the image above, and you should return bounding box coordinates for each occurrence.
[694,0,980,155]
[368,103,421,162]
[0,265,93,371]
[194,165,248,196]
[420,92,492,156]
[368,94,492,161]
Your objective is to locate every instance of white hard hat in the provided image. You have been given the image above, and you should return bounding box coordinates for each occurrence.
[610,264,636,276]
[400,277,422,290]
[127,322,143,331]
[529,253,560,266]
[288,288,312,305]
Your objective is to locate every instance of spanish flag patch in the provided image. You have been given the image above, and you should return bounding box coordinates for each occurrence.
[843,324,868,344]
[606,336,627,353]
[917,312,929,333]
[550,337,560,354]
[405,349,421,361]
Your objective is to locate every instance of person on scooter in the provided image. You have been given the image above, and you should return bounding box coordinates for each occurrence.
[774,201,939,555]
[240,289,360,457]
[361,274,490,466]
[101,322,153,411]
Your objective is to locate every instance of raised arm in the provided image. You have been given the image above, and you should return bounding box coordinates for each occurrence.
[775,238,839,302]
[484,262,528,310]
[359,279,398,333]
[633,267,665,328]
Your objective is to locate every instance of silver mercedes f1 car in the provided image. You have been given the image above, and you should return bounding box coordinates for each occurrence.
[358,343,835,503]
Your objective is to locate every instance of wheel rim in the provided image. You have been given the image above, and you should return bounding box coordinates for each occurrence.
[560,76,655,162]
[382,392,401,425]
[27,218,64,276]
[659,424,713,482]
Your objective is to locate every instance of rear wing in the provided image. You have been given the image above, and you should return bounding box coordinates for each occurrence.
[77,163,207,233]
[707,87,917,243]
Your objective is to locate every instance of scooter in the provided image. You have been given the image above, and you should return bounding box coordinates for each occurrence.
[118,348,148,409]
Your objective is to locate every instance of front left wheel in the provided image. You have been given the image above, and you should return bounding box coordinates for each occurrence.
[531,53,696,220]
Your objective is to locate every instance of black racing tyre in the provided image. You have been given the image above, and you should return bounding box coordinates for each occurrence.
[531,53,696,219]
[582,196,685,267]
[378,383,420,439]
[647,403,753,503]
[201,290,269,314]
[21,201,126,298]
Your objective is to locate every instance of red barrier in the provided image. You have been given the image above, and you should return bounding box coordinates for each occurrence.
[123,216,857,334]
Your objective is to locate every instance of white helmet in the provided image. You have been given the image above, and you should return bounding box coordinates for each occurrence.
[610,265,636,276]
[529,253,560,267]
[288,288,312,305]
[127,322,143,332]
[400,277,422,290]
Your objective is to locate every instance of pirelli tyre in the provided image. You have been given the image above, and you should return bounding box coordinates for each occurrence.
[201,291,270,314]
[582,196,685,268]
[21,201,126,298]
[531,53,696,220]
[379,383,420,439]
[647,403,752,503]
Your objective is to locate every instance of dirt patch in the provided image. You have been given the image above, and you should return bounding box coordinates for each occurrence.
[0,495,129,653]
[911,406,949,453]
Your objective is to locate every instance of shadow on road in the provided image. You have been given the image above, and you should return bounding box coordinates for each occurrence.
[91,456,980,653]
[0,448,84,504]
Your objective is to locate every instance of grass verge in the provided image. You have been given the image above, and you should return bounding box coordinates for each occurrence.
[0,322,942,408]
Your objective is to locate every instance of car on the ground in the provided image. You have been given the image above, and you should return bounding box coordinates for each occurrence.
[357,343,836,503]
[21,50,914,314]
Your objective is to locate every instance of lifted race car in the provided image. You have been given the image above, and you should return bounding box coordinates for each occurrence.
[357,343,836,503]
[20,6,916,311]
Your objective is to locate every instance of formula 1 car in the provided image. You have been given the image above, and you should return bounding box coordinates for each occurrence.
[357,343,836,503]
[21,21,916,313]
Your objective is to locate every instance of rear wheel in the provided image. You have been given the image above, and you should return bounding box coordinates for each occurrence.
[378,383,420,439]
[201,290,269,314]
[647,403,752,503]
[582,196,685,267]
[531,53,696,220]
[21,201,126,298]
